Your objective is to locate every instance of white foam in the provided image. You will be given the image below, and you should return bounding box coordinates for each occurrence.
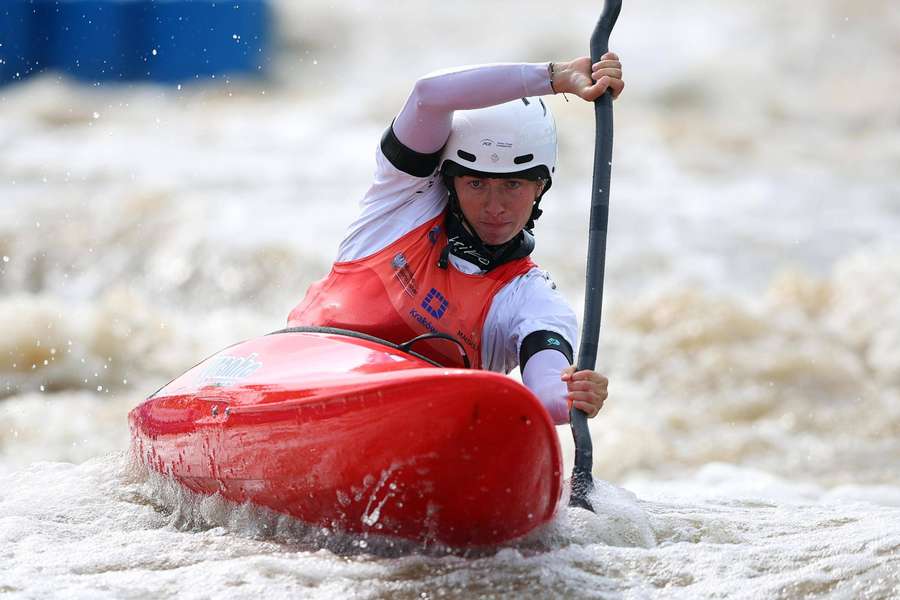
[2,0,899,596]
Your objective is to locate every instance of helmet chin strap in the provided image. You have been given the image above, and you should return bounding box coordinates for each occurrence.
[438,176,537,271]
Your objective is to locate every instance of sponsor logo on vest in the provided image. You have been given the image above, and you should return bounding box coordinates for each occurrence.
[456,329,478,351]
[198,352,262,387]
[409,308,438,334]
[547,337,561,347]
[421,287,449,319]
[392,253,417,297]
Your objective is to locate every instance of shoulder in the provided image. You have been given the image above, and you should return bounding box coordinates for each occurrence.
[367,130,444,204]
[379,123,443,178]
[480,267,579,372]
[337,128,448,262]
[498,267,571,309]
[504,269,576,322]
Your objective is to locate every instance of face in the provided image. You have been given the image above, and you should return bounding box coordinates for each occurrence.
[453,176,543,245]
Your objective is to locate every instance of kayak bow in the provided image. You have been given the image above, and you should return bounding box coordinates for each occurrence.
[129,327,563,548]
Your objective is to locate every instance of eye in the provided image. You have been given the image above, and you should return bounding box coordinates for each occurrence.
[504,180,523,190]
[468,179,484,189]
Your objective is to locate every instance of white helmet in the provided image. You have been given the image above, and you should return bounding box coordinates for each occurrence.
[439,97,557,192]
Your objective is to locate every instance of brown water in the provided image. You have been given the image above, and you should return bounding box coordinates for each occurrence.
[1,0,899,597]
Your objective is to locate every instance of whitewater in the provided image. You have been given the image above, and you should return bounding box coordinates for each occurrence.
[2,0,899,597]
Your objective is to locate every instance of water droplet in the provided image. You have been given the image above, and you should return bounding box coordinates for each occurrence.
[92,112,100,119]
[2,256,8,262]
[151,48,158,56]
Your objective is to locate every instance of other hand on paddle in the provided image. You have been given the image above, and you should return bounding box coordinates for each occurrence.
[561,367,609,418]
[551,52,624,102]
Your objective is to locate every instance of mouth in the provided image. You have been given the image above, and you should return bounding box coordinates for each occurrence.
[477,223,514,243]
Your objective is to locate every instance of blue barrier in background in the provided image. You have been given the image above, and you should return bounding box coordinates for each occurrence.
[140,1,270,82]
[0,1,39,82]
[39,1,139,81]
[0,0,271,86]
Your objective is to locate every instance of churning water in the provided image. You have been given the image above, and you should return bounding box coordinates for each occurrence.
[2,0,899,597]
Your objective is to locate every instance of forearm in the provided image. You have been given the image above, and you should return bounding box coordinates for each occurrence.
[393,63,553,154]
[521,349,571,425]
[390,53,624,157]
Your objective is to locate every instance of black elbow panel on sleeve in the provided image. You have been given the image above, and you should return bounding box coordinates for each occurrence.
[519,330,574,371]
[380,122,443,177]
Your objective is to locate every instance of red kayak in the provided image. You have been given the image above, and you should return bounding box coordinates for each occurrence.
[129,327,563,547]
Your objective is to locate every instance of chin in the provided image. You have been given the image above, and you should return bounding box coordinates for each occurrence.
[475,227,515,246]
[481,234,513,246]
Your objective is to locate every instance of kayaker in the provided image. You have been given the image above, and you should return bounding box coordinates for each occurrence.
[289,54,625,425]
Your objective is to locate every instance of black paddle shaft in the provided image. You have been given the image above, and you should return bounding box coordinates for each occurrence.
[569,0,622,512]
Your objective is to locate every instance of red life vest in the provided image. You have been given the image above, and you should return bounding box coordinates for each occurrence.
[288,214,536,369]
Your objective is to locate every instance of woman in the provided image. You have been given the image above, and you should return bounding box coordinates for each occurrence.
[289,53,625,424]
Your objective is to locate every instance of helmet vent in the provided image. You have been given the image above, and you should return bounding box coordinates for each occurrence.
[513,154,534,165]
[456,149,477,163]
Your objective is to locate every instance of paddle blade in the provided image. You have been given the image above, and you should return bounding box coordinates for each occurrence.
[569,408,596,511]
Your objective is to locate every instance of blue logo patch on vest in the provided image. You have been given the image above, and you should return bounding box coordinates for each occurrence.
[428,225,441,245]
[422,288,449,319]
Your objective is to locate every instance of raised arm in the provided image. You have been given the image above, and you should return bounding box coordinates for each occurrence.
[392,54,624,155]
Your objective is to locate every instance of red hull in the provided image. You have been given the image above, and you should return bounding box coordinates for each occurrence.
[128,330,562,547]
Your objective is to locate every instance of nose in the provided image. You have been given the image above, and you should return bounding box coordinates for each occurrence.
[483,185,505,216]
